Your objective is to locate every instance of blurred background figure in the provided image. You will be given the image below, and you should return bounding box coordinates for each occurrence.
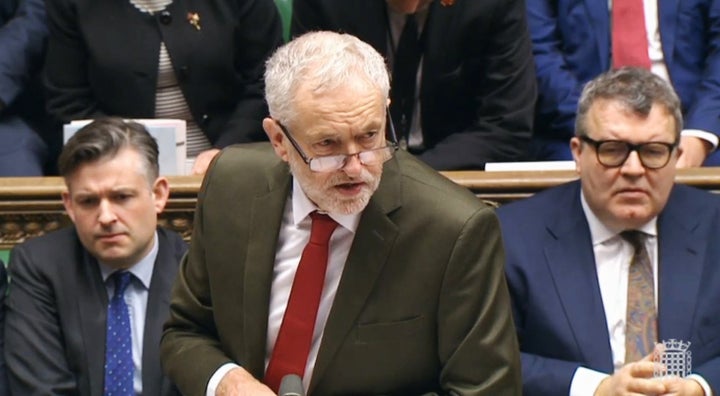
[292,0,537,170]
[528,0,720,167]
[44,0,283,174]
[0,0,58,176]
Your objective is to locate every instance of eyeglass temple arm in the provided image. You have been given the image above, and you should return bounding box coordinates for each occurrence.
[277,120,312,164]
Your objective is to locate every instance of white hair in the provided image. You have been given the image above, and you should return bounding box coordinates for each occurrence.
[264,31,391,124]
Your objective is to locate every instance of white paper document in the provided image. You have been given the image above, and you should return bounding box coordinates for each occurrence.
[484,160,575,172]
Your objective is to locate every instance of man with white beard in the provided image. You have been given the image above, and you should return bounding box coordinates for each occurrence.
[161,31,520,396]
[291,0,536,171]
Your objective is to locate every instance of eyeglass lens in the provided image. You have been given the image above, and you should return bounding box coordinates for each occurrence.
[596,141,673,168]
[310,146,395,172]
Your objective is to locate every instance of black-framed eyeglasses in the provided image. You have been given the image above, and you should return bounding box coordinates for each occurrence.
[276,109,399,173]
[579,136,679,169]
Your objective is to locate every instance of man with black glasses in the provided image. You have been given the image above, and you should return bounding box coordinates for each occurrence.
[160,31,520,396]
[497,67,720,396]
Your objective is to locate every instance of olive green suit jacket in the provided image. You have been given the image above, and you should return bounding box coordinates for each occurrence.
[161,143,520,395]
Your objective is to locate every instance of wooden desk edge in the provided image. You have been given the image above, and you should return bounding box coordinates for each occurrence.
[0,168,718,249]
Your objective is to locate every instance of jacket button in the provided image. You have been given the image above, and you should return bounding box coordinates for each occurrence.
[159,10,172,25]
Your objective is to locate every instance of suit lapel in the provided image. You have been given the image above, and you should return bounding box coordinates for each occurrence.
[657,0,679,68]
[583,0,611,69]
[76,249,111,396]
[657,189,704,343]
[142,230,179,396]
[544,183,614,371]
[308,157,402,393]
[242,164,291,378]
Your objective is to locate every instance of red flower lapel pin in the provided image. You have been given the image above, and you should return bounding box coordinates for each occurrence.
[187,12,201,30]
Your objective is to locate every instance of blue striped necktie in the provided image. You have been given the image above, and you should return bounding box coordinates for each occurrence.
[104,271,134,396]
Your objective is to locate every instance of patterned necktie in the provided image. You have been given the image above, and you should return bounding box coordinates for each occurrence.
[390,14,422,141]
[612,0,651,69]
[104,271,134,396]
[264,212,338,393]
[621,230,657,362]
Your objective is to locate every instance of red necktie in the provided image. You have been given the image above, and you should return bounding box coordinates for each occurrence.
[264,212,338,392]
[612,0,651,69]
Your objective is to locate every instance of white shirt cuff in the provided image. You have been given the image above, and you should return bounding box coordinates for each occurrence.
[569,366,609,396]
[682,129,719,150]
[687,373,713,396]
[206,363,242,396]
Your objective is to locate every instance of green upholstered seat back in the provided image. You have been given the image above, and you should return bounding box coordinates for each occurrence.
[274,0,292,42]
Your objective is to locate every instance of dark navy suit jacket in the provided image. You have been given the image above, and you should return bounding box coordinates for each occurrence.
[0,0,45,109]
[0,0,54,175]
[5,227,187,396]
[498,181,720,395]
[529,0,720,161]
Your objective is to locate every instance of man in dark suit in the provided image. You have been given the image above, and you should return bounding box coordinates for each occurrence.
[291,0,536,170]
[498,68,720,395]
[528,0,720,167]
[0,0,54,175]
[161,31,520,395]
[5,118,187,395]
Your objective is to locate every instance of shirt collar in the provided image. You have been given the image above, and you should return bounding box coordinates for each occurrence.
[291,177,361,233]
[99,231,159,289]
[580,190,657,246]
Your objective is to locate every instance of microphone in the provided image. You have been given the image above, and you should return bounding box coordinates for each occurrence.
[278,374,305,396]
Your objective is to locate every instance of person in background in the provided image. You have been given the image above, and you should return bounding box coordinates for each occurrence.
[44,0,283,174]
[291,0,536,170]
[161,31,520,395]
[499,67,720,395]
[528,0,720,167]
[0,0,56,176]
[5,118,187,395]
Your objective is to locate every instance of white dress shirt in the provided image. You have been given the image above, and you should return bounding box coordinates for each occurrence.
[568,193,710,396]
[99,232,159,396]
[207,178,361,395]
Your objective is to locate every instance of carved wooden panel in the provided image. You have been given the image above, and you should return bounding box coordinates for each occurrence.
[0,169,718,249]
[0,213,70,248]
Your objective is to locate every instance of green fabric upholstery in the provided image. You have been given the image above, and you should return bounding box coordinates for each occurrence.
[274,0,292,42]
